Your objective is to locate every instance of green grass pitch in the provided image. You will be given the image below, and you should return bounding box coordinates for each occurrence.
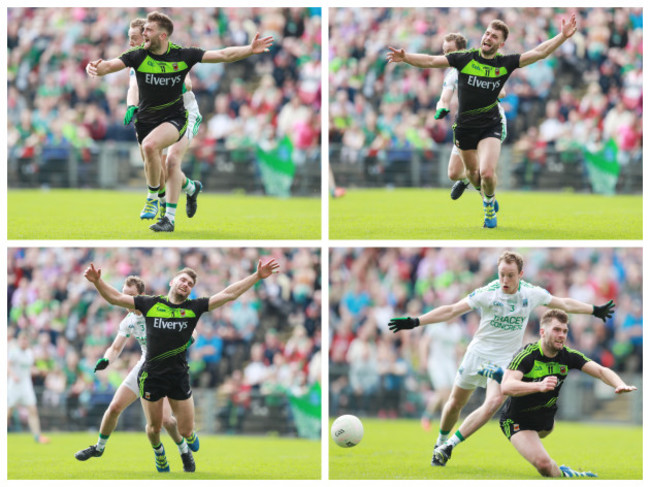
[7,432,320,479]
[329,418,642,479]
[8,190,321,240]
[329,189,642,239]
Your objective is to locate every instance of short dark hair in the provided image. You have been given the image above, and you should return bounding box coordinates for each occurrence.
[444,33,467,51]
[125,275,145,294]
[540,309,569,328]
[147,11,174,36]
[175,267,198,285]
[130,18,146,33]
[489,19,509,42]
[497,251,524,273]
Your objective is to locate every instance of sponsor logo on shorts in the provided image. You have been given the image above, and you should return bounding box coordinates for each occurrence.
[513,424,520,432]
[145,392,151,400]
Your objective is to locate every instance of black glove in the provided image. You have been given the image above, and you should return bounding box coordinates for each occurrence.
[434,108,450,120]
[94,358,109,372]
[388,317,420,333]
[592,300,615,321]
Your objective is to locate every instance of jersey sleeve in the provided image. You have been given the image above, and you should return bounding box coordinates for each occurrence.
[445,51,471,70]
[194,297,210,316]
[119,48,141,69]
[567,347,591,370]
[184,47,206,67]
[503,53,521,72]
[117,314,132,337]
[507,343,536,372]
[466,282,494,310]
[133,295,156,315]
[442,69,458,92]
[528,284,552,308]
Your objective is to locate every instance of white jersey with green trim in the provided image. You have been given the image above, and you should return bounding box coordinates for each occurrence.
[465,279,551,363]
[117,311,147,355]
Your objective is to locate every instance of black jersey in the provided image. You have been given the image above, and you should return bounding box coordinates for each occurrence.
[134,294,209,374]
[120,43,205,124]
[502,341,591,420]
[446,49,520,128]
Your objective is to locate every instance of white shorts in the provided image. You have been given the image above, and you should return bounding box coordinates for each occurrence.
[122,357,145,396]
[183,91,202,141]
[427,358,456,390]
[8,380,37,408]
[454,349,510,390]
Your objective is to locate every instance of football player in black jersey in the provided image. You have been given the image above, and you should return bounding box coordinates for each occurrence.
[500,309,636,478]
[387,14,578,229]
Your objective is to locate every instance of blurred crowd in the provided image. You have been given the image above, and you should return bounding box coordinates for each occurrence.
[7,7,321,176]
[329,8,642,173]
[7,248,321,432]
[329,248,642,417]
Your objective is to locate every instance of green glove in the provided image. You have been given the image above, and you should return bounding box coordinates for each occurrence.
[94,358,109,372]
[388,317,420,333]
[434,108,450,120]
[592,300,615,321]
[124,105,137,125]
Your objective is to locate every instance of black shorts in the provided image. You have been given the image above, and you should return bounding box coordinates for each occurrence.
[453,119,506,151]
[499,411,554,440]
[134,111,188,145]
[137,368,192,402]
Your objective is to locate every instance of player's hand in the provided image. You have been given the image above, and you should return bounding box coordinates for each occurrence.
[94,358,109,372]
[592,300,615,321]
[386,47,406,64]
[251,32,274,54]
[257,258,279,279]
[614,384,637,394]
[560,13,578,39]
[388,317,420,333]
[86,59,102,77]
[538,376,558,392]
[434,108,450,120]
[123,105,137,125]
[84,263,102,284]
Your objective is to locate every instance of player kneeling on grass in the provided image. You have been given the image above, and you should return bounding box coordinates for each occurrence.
[500,309,636,478]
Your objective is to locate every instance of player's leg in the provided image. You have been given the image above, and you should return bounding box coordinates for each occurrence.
[151,137,188,232]
[162,398,196,472]
[457,379,505,439]
[141,397,170,472]
[510,430,562,477]
[75,383,138,460]
[158,153,167,218]
[26,404,49,444]
[477,137,502,228]
[19,382,49,443]
[448,148,473,200]
[139,123,179,220]
[178,96,203,218]
[168,397,198,472]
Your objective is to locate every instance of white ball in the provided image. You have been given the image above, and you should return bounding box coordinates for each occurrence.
[331,415,364,448]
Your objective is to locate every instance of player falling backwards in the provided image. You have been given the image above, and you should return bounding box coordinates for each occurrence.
[388,14,578,228]
[86,11,273,232]
[122,18,203,232]
[388,250,615,471]
[74,275,198,472]
[84,258,279,472]
[435,33,506,205]
[501,309,636,478]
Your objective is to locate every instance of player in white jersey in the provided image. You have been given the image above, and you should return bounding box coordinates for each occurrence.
[74,276,198,472]
[420,320,463,431]
[434,33,507,203]
[388,250,615,467]
[8,332,50,443]
[123,18,203,233]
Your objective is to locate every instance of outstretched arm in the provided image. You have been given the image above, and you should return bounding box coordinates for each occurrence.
[547,296,614,321]
[388,298,471,333]
[84,263,135,309]
[519,13,578,68]
[436,86,455,112]
[86,58,127,77]
[208,258,279,311]
[581,361,637,394]
[202,32,273,64]
[386,47,450,69]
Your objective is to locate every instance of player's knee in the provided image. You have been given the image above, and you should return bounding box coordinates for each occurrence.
[448,166,463,181]
[162,415,177,432]
[146,422,163,435]
[479,167,496,183]
[107,401,125,417]
[535,456,554,477]
[141,139,160,158]
[178,424,193,438]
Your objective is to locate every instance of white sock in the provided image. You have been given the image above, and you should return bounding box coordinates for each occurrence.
[177,439,189,454]
[183,178,196,196]
[166,203,177,223]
